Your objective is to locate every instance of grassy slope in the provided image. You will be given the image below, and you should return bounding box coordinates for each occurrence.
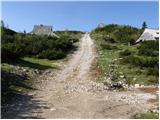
[96,44,157,85]
[91,27,158,85]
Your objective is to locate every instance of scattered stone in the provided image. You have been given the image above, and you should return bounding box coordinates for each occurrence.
[105,95,109,100]
[50,108,56,111]
[120,75,124,78]
[140,84,144,87]
[150,106,159,115]
[121,96,126,99]
[135,84,140,88]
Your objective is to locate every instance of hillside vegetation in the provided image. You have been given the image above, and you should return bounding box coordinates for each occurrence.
[91,24,159,86]
[2,27,83,60]
[1,26,83,104]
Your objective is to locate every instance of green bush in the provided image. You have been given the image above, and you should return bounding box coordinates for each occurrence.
[100,43,118,50]
[92,24,142,44]
[147,67,159,76]
[119,49,132,56]
[147,77,159,84]
[138,40,159,56]
[55,35,74,51]
[38,49,66,60]
[1,27,81,61]
[94,24,119,33]
[104,37,116,43]
[120,55,158,68]
[2,43,25,59]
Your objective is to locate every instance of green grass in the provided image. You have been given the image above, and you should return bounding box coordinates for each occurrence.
[23,57,58,69]
[2,57,60,70]
[134,113,159,119]
[1,63,14,72]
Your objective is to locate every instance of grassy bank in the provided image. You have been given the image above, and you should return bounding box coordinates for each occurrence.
[1,57,61,104]
[134,112,159,119]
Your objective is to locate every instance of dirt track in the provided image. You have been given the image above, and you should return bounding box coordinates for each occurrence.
[2,33,158,119]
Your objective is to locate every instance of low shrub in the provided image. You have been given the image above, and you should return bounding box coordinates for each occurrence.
[38,49,66,60]
[138,40,159,56]
[120,55,158,68]
[119,49,132,56]
[2,43,25,59]
[1,27,81,61]
[147,67,159,76]
[103,35,116,43]
[92,24,142,44]
[147,77,159,84]
[100,43,118,50]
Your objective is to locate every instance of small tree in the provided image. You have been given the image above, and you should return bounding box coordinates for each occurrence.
[142,21,147,29]
[24,30,26,34]
[1,20,5,27]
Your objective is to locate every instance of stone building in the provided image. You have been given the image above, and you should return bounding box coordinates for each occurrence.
[30,24,59,37]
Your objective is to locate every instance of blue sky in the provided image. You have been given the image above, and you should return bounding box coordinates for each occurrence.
[1,1,159,32]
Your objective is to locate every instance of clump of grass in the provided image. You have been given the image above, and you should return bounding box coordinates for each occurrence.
[2,57,59,70]
[134,112,159,119]
[23,57,58,69]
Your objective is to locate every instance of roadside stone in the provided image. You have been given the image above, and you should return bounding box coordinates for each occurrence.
[135,84,140,88]
[34,69,40,74]
[50,108,56,111]
[150,106,159,115]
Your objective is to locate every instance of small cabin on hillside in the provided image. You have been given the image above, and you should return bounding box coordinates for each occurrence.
[30,24,59,37]
[136,28,159,43]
